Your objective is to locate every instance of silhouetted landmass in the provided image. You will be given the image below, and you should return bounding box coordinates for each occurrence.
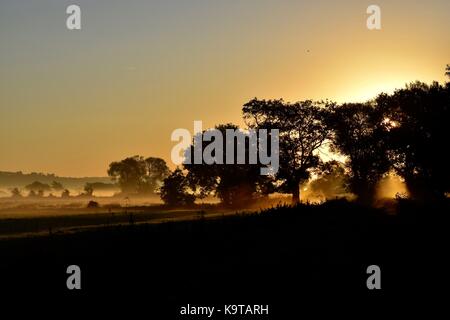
[0,68,448,316]
[0,199,447,315]
[161,67,450,206]
[0,171,112,190]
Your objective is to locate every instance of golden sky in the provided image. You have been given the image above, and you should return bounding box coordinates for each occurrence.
[0,0,449,176]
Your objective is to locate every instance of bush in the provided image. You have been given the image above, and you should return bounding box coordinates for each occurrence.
[160,169,195,207]
[87,200,100,208]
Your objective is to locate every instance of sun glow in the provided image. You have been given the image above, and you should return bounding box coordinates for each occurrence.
[338,79,408,103]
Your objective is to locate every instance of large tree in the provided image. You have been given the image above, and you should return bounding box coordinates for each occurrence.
[377,80,450,201]
[160,168,195,206]
[108,156,169,194]
[51,181,64,191]
[242,98,333,203]
[25,181,51,193]
[328,102,390,204]
[307,160,348,200]
[184,123,274,207]
[141,157,170,194]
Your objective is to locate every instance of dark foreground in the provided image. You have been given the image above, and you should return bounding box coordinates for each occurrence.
[0,199,448,317]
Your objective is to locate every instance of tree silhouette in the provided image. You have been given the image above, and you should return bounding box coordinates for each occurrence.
[140,157,170,194]
[160,168,195,206]
[108,156,148,194]
[25,181,51,192]
[84,183,94,196]
[10,188,22,198]
[377,80,450,200]
[83,182,117,196]
[308,160,348,199]
[108,156,169,194]
[61,189,70,198]
[183,123,274,207]
[243,99,333,203]
[87,200,99,208]
[28,190,37,198]
[51,181,64,191]
[328,102,390,204]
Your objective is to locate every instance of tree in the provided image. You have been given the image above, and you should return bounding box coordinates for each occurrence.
[183,123,274,207]
[10,188,22,198]
[108,156,147,193]
[377,80,450,200]
[25,181,51,192]
[328,102,390,204]
[28,190,37,198]
[87,200,99,208]
[83,182,117,194]
[108,156,169,194]
[61,189,70,198]
[308,160,348,199]
[160,168,195,206]
[243,99,333,203]
[140,157,170,194]
[84,183,94,196]
[51,181,64,191]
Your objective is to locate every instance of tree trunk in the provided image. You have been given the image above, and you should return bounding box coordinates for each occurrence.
[292,185,300,204]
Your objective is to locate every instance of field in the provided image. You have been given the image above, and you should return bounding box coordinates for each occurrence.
[0,202,241,239]
[0,194,291,238]
[0,199,447,316]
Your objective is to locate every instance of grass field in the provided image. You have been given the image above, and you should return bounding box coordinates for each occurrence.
[0,204,243,239]
[0,199,447,316]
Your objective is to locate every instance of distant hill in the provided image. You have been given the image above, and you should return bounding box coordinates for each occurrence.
[0,171,112,190]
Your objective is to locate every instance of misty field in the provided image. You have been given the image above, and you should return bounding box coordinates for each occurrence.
[0,203,242,238]
[0,198,447,316]
[0,192,297,238]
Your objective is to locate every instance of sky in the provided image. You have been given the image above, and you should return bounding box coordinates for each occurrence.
[0,0,449,177]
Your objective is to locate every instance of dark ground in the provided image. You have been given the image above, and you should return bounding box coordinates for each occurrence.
[0,199,448,317]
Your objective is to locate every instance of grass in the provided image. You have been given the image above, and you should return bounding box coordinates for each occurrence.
[0,198,448,315]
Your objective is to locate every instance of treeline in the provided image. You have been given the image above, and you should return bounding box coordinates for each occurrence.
[5,67,449,207]
[160,66,450,206]
[0,171,111,191]
[8,181,118,199]
[108,67,450,207]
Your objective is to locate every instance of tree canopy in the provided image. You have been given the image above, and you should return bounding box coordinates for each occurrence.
[183,124,274,207]
[243,99,333,203]
[108,156,169,195]
[160,168,195,206]
[377,81,450,200]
